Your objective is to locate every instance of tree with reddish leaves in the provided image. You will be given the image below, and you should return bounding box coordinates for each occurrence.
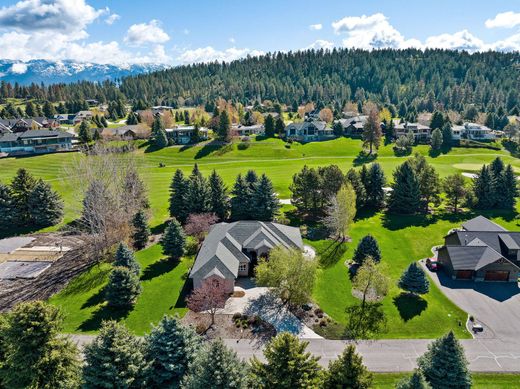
[184,213,218,244]
[186,279,228,327]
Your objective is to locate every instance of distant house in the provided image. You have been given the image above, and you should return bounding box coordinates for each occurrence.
[151,106,173,115]
[231,124,264,137]
[72,111,93,125]
[189,221,304,293]
[284,121,333,142]
[337,115,367,137]
[305,109,321,121]
[165,126,208,144]
[438,216,520,282]
[0,130,74,155]
[451,123,496,141]
[395,122,431,142]
[0,117,59,133]
[85,99,99,106]
[101,125,150,140]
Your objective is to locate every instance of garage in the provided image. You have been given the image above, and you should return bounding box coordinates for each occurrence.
[456,270,474,280]
[484,270,509,281]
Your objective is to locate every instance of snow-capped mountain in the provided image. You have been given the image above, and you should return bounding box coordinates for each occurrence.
[0,60,170,85]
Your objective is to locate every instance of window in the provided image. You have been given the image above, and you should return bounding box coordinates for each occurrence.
[238,263,247,272]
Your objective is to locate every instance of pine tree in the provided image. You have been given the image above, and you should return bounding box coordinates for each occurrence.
[144,315,202,388]
[132,210,150,250]
[25,101,36,117]
[11,168,37,225]
[396,370,432,389]
[333,121,344,136]
[114,242,141,276]
[105,267,142,307]
[289,165,322,216]
[208,170,229,220]
[501,165,518,210]
[323,344,372,389]
[365,163,386,208]
[346,168,367,208]
[473,165,494,209]
[187,164,210,214]
[0,182,15,230]
[78,120,92,143]
[398,262,429,295]
[388,161,421,214]
[42,101,56,118]
[250,333,322,389]
[169,169,189,223]
[126,111,138,125]
[0,301,80,389]
[353,234,381,264]
[251,174,280,221]
[83,321,147,389]
[27,179,64,227]
[431,128,442,150]
[275,117,285,135]
[183,338,250,389]
[429,111,445,130]
[101,115,108,127]
[230,173,252,220]
[152,116,168,148]
[418,332,471,389]
[161,218,186,260]
[217,110,231,142]
[264,114,275,137]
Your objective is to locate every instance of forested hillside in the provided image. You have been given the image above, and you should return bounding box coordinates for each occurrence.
[1,49,518,113]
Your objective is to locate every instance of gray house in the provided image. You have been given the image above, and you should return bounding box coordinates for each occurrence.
[284,121,333,142]
[438,216,520,282]
[189,221,303,292]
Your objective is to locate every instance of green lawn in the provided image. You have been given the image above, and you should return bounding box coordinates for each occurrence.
[49,244,192,335]
[373,373,520,388]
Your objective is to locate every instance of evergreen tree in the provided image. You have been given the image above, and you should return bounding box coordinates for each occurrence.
[264,114,275,137]
[353,234,381,264]
[78,120,92,143]
[250,333,322,389]
[92,128,101,141]
[11,168,36,225]
[429,111,445,130]
[155,128,169,148]
[388,161,421,214]
[169,169,190,223]
[333,121,344,136]
[501,164,518,210]
[365,163,386,208]
[144,315,202,388]
[251,173,280,221]
[0,301,80,389]
[0,182,15,230]
[24,101,36,117]
[473,165,495,209]
[417,331,471,389]
[187,164,210,214]
[209,169,229,220]
[183,338,250,389]
[396,370,432,389]
[290,165,322,216]
[275,116,285,135]
[230,173,252,220]
[126,111,138,125]
[362,109,382,154]
[217,110,231,142]
[105,267,142,307]
[132,209,150,250]
[101,115,108,127]
[431,128,442,150]
[346,168,367,208]
[83,321,147,389]
[27,179,64,227]
[398,262,429,295]
[114,242,141,275]
[410,154,441,210]
[42,101,56,118]
[323,344,372,389]
[161,218,186,260]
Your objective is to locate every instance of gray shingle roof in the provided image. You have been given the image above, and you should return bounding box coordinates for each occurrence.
[462,215,507,232]
[444,245,507,270]
[18,130,73,139]
[190,221,303,280]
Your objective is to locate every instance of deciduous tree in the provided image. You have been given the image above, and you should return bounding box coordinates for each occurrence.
[186,279,228,326]
[443,174,467,213]
[362,109,382,154]
[396,370,431,389]
[322,183,357,241]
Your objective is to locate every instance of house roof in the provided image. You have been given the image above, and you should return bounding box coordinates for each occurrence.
[0,130,73,142]
[395,122,431,131]
[190,221,303,280]
[285,121,327,132]
[462,215,506,232]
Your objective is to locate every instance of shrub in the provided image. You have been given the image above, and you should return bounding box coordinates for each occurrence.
[232,312,242,321]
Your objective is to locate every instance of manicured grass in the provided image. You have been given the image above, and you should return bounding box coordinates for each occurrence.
[49,244,192,335]
[372,373,520,388]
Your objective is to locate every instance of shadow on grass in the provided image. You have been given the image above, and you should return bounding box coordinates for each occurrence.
[78,303,133,332]
[344,302,387,339]
[194,139,230,159]
[315,240,349,268]
[174,277,192,309]
[59,264,111,298]
[428,148,441,158]
[140,258,179,281]
[353,151,377,166]
[151,221,169,235]
[393,293,428,322]
[81,287,106,309]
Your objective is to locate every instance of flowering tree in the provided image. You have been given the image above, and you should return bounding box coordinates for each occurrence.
[186,279,228,327]
[184,213,218,243]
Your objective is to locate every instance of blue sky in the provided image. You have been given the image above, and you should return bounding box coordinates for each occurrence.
[0,0,518,65]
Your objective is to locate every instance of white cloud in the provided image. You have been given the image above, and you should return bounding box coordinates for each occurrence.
[105,13,120,25]
[485,11,520,29]
[0,0,105,34]
[309,23,322,31]
[177,47,264,64]
[424,30,485,51]
[491,33,520,51]
[124,20,170,46]
[10,63,28,74]
[229,37,235,43]
[305,39,334,50]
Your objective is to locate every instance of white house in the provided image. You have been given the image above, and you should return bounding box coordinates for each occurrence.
[451,123,496,141]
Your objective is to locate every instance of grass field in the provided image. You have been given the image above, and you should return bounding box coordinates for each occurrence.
[372,373,520,388]
[3,137,520,337]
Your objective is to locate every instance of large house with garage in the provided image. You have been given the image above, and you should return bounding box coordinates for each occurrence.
[438,216,520,282]
[189,221,303,293]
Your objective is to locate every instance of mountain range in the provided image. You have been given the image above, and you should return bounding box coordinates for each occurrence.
[0,60,170,85]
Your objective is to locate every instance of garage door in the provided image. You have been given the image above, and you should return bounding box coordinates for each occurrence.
[456,270,474,280]
[484,271,509,281]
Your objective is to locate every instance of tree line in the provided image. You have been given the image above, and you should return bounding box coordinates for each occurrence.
[0,300,471,388]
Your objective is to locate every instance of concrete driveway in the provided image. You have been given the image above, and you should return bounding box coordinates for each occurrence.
[420,259,520,341]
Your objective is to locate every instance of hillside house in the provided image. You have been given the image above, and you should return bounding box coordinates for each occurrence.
[337,115,367,137]
[190,221,304,292]
[284,121,333,142]
[395,122,432,142]
[231,124,264,137]
[0,130,74,155]
[451,123,496,141]
[165,126,208,144]
[72,111,93,125]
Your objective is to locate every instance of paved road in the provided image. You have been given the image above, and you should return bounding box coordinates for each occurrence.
[70,334,520,372]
